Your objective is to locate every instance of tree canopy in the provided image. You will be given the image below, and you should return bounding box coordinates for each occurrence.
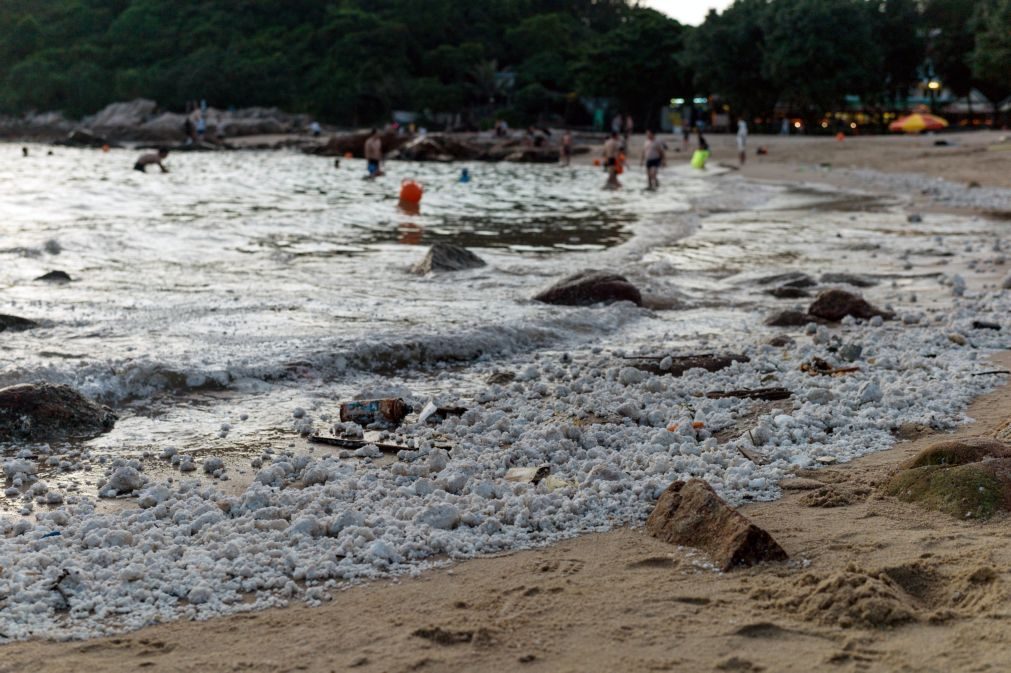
[0,0,1004,126]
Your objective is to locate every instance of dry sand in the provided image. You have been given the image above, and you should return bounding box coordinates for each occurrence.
[2,136,1011,673]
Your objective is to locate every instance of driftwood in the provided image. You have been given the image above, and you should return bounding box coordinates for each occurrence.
[972,370,1011,376]
[625,353,750,377]
[308,435,407,452]
[705,387,791,401]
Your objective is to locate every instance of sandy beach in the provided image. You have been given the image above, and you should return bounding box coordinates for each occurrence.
[1,133,1009,673]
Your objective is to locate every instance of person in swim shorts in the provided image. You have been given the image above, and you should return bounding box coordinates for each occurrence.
[134,148,169,173]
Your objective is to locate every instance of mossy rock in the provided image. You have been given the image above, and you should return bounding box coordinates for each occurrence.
[902,437,1011,469]
[884,457,1011,520]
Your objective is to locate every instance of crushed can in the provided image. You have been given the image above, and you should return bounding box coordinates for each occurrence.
[339,398,410,426]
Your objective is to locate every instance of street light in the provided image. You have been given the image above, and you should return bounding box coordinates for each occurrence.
[927,80,941,113]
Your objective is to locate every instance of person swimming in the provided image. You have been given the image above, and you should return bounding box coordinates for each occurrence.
[134,148,169,173]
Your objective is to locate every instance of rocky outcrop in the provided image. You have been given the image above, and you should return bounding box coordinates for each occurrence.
[807,288,894,322]
[394,134,482,162]
[53,129,118,148]
[646,479,788,570]
[0,383,117,442]
[411,243,486,274]
[308,130,411,157]
[533,271,642,307]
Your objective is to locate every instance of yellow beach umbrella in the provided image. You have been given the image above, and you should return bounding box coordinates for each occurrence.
[888,113,949,133]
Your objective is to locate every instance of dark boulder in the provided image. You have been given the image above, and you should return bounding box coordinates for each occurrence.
[646,479,788,571]
[411,243,486,274]
[533,271,642,307]
[35,270,72,283]
[808,288,894,322]
[0,315,38,333]
[0,383,116,442]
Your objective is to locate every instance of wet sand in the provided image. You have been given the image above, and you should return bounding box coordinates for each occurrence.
[4,352,1008,673]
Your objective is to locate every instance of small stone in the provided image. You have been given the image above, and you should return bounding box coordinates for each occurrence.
[947,333,967,346]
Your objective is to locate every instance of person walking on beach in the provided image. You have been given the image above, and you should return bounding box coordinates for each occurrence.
[603,132,621,189]
[134,148,169,173]
[736,118,748,165]
[623,114,634,148]
[560,129,572,167]
[196,114,207,142]
[641,130,665,190]
[364,129,384,178]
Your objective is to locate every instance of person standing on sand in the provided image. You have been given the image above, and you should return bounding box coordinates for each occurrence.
[641,130,665,190]
[624,114,634,148]
[364,129,384,178]
[602,132,621,189]
[134,148,169,173]
[736,119,748,165]
[560,130,572,167]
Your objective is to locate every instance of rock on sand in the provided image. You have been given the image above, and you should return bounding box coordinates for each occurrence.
[646,478,788,570]
[411,243,486,274]
[0,383,117,442]
[808,288,894,322]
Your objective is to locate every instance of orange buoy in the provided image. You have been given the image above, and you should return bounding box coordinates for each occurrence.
[593,158,601,166]
[835,132,845,142]
[344,151,353,158]
[399,179,423,204]
[615,163,624,175]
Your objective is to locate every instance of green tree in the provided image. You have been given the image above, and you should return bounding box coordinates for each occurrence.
[686,1,778,121]
[762,0,883,122]
[970,0,1011,124]
[578,8,687,129]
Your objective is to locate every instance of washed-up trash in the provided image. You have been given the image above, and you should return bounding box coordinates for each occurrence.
[339,398,410,426]
[505,466,550,484]
[418,401,468,425]
[667,421,706,432]
[800,357,860,376]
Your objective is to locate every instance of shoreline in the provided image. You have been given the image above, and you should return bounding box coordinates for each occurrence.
[0,135,1006,666]
[4,352,1008,672]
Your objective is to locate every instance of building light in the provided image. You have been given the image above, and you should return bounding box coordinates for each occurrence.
[672,98,685,105]
[850,122,857,129]
[692,97,708,104]
[821,122,828,128]
[927,80,941,90]
[793,121,801,129]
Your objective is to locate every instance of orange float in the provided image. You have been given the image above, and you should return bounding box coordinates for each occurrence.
[399,179,423,204]
[593,158,601,166]
[344,151,353,158]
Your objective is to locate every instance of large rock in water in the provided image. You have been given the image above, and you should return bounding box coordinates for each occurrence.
[533,271,642,307]
[0,383,116,442]
[646,479,788,571]
[0,315,37,333]
[884,438,1011,519]
[807,288,894,322]
[307,130,410,157]
[411,243,486,274]
[394,133,482,161]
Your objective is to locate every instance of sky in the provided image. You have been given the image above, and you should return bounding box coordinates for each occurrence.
[640,0,734,26]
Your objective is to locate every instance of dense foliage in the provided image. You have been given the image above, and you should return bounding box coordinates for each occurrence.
[0,0,1005,126]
